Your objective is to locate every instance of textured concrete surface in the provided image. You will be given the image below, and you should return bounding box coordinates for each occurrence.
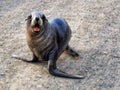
[0,0,120,90]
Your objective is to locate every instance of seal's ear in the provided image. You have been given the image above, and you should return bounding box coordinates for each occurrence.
[41,14,48,23]
[25,15,32,21]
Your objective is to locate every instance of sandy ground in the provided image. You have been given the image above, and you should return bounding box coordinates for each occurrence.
[0,0,120,90]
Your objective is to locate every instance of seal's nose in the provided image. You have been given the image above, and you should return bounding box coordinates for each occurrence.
[35,17,39,21]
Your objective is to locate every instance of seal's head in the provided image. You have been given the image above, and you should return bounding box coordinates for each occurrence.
[26,11,48,33]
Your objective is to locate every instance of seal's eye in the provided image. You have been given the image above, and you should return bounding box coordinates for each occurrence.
[41,14,47,23]
[25,15,32,21]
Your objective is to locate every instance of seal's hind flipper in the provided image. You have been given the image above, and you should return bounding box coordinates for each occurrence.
[65,46,81,59]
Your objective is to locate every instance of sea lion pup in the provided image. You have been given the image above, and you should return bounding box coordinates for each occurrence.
[13,11,85,79]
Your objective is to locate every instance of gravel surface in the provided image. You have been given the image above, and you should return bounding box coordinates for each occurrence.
[0,0,120,90]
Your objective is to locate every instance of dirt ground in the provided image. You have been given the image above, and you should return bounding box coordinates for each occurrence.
[0,0,120,90]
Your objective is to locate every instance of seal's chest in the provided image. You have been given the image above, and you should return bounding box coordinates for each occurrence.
[32,48,42,61]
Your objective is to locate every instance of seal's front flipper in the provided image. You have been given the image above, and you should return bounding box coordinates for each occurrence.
[48,62,85,79]
[12,54,38,62]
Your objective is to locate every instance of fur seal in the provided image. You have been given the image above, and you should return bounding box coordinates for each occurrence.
[13,11,85,79]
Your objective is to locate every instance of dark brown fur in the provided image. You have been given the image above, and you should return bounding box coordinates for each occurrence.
[13,11,85,79]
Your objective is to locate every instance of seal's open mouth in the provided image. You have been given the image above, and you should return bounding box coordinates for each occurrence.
[32,24,40,32]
